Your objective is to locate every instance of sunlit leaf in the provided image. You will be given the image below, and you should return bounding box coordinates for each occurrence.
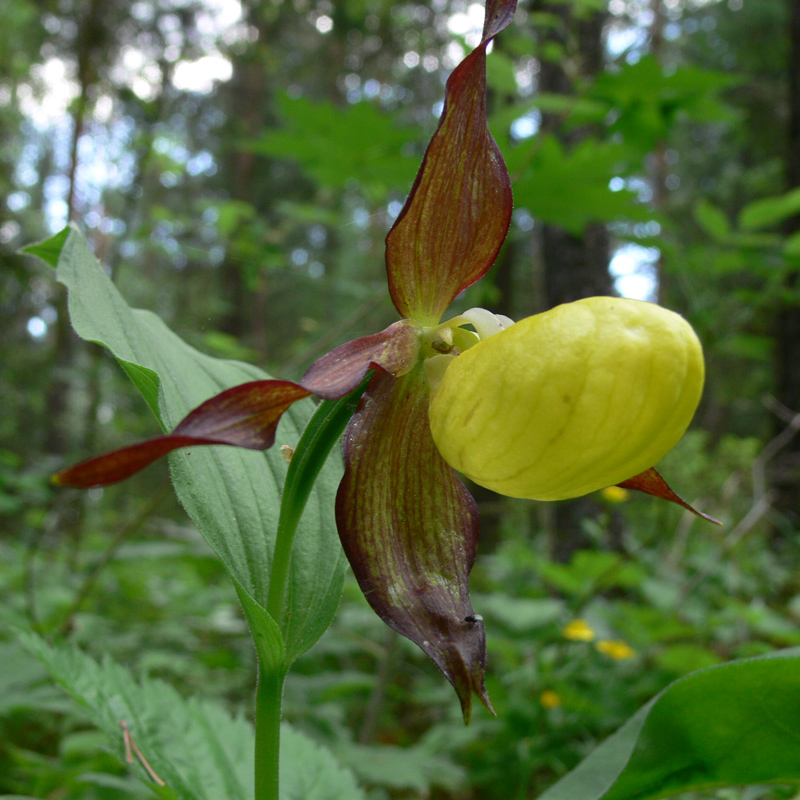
[20,225,71,268]
[248,94,423,203]
[588,56,740,153]
[693,199,731,241]
[509,135,651,234]
[739,187,800,231]
[785,231,800,257]
[538,649,800,800]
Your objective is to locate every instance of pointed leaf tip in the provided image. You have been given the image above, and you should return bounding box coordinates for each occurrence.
[619,467,721,525]
[21,225,72,269]
[336,369,491,719]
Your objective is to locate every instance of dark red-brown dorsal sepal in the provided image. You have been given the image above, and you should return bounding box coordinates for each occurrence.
[336,368,492,723]
[385,0,518,325]
[54,321,420,488]
[619,468,721,525]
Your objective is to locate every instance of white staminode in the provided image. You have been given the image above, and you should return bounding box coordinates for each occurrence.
[457,308,514,340]
[422,308,515,394]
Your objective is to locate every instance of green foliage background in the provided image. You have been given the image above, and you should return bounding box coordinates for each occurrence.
[3,0,800,798]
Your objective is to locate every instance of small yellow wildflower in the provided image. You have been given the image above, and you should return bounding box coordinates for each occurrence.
[562,619,595,642]
[595,639,636,660]
[540,690,562,709]
[601,486,630,503]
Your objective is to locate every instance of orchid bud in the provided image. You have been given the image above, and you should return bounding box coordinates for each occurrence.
[428,297,704,501]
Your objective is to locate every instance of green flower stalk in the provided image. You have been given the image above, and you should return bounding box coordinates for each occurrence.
[52,0,716,723]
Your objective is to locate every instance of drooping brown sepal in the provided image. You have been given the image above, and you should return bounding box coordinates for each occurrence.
[385,0,518,324]
[336,368,492,723]
[619,467,721,525]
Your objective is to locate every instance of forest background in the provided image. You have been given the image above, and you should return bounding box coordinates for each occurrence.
[3,0,800,798]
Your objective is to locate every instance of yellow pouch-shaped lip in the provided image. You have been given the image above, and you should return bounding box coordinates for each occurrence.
[428,297,704,501]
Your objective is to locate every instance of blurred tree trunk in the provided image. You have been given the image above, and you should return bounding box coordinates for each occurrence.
[218,5,271,345]
[44,0,103,454]
[536,3,612,310]
[773,0,800,526]
[533,2,616,559]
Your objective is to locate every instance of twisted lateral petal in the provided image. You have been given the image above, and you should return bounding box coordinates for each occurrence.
[385,0,517,324]
[53,381,311,488]
[430,297,705,501]
[300,319,420,398]
[54,321,421,488]
[336,368,491,723]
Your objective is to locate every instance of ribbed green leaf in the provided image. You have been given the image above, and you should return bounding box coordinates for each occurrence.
[281,727,365,800]
[538,649,800,800]
[267,381,370,661]
[335,741,465,793]
[39,226,346,666]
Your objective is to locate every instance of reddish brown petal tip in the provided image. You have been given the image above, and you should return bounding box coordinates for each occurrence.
[53,436,197,488]
[619,467,722,525]
[448,615,496,724]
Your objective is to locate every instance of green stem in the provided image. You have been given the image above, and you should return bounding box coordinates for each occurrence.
[254,376,370,800]
[265,377,370,624]
[254,665,285,800]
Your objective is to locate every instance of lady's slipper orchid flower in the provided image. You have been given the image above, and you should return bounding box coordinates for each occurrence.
[429,296,705,501]
[53,0,716,722]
